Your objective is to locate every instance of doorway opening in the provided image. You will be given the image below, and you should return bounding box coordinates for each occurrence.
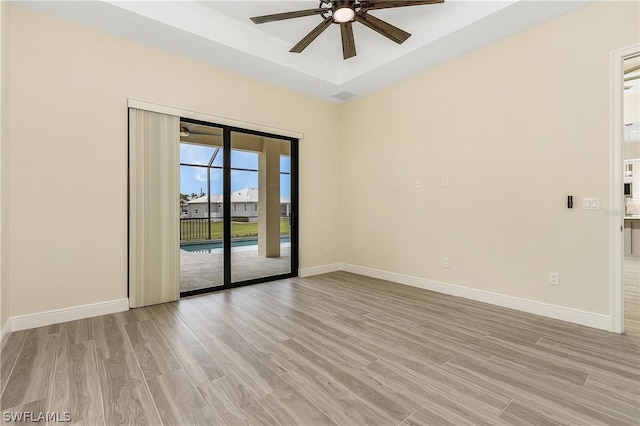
[178,119,298,296]
[622,53,640,339]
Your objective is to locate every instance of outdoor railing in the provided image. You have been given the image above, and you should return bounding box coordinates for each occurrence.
[180,218,212,241]
[181,216,289,241]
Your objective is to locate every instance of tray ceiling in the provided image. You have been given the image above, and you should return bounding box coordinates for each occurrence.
[13,0,596,103]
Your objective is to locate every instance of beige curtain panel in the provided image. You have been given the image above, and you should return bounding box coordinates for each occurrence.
[129,108,180,308]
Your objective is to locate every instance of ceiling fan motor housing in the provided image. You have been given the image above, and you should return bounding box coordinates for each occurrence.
[333,1,357,23]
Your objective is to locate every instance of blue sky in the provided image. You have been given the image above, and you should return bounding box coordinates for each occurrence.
[180,143,291,199]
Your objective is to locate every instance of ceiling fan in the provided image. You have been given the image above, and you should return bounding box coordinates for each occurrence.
[250,0,444,60]
[180,125,221,138]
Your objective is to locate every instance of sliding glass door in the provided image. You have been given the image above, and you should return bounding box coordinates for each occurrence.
[179,120,298,296]
[230,131,294,284]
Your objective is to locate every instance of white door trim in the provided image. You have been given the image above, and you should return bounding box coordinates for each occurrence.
[610,43,640,333]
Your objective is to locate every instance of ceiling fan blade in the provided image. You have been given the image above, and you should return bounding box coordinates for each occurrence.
[181,126,221,137]
[355,12,411,44]
[250,8,329,24]
[191,130,222,136]
[360,0,444,11]
[290,17,333,53]
[340,22,357,59]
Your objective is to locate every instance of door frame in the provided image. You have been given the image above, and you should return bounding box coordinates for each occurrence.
[609,43,640,333]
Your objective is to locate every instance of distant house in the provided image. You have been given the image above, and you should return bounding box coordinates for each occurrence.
[185,188,290,222]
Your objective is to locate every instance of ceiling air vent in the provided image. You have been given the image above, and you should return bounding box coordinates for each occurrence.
[333,90,358,101]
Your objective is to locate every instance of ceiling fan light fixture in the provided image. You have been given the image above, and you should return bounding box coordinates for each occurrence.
[250,0,445,59]
[333,3,355,23]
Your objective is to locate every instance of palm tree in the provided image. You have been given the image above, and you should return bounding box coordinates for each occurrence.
[180,193,189,215]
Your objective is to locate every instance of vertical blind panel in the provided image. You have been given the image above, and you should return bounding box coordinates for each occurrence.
[129,108,179,308]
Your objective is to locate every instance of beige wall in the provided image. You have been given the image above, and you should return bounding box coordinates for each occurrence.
[339,1,640,315]
[7,5,341,317]
[6,1,640,322]
[1,0,10,332]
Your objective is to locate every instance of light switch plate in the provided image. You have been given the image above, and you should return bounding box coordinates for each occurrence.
[582,197,600,210]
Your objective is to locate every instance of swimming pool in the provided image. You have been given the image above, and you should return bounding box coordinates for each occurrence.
[181,236,291,253]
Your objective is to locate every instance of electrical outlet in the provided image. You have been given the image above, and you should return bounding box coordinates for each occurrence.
[549,272,559,286]
[324,246,330,254]
[415,179,421,188]
[443,258,450,268]
[442,177,449,188]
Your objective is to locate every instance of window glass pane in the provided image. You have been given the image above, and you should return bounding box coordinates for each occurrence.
[231,150,258,170]
[230,133,291,283]
[180,165,207,198]
[180,143,216,166]
[280,174,291,201]
[280,155,291,173]
[231,169,258,192]
[179,154,224,292]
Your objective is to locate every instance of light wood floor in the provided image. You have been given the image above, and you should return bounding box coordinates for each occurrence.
[1,272,639,425]
[625,256,640,340]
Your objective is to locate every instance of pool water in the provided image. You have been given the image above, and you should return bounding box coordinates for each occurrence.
[181,236,291,253]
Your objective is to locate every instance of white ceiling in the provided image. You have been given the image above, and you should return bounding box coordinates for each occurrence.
[13,0,596,103]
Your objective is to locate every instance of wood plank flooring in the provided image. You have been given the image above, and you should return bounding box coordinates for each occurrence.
[1,271,639,425]
[625,255,640,340]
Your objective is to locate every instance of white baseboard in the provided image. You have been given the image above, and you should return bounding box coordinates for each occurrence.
[10,298,129,332]
[3,262,612,333]
[340,263,611,331]
[299,263,341,277]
